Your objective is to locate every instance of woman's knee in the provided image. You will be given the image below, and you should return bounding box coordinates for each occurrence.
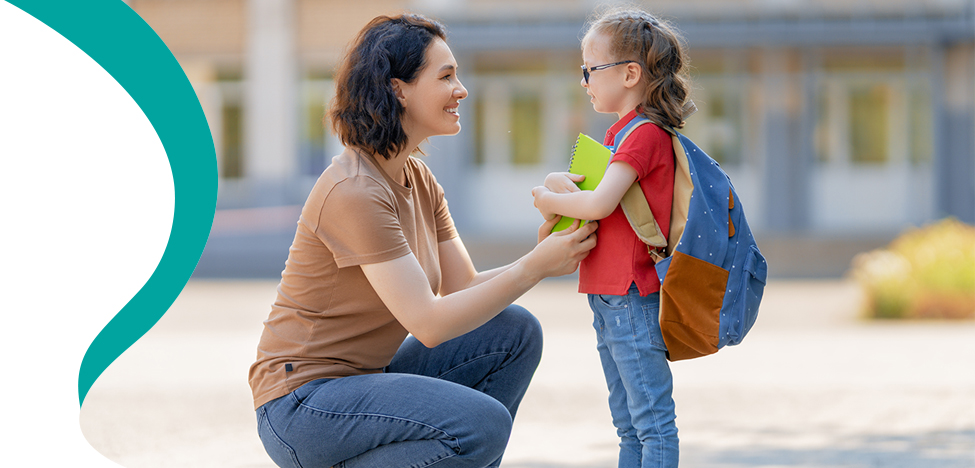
[461,396,513,464]
[482,399,514,449]
[497,304,543,355]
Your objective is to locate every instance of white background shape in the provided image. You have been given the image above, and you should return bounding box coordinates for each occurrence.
[0,2,175,465]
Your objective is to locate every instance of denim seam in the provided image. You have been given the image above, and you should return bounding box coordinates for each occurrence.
[594,293,628,310]
[259,407,304,468]
[296,403,462,467]
[399,352,511,462]
[295,403,454,436]
[403,447,458,468]
[421,451,464,468]
[641,303,666,351]
[435,351,510,380]
[589,295,601,327]
[294,401,461,450]
[629,303,666,468]
[334,443,457,468]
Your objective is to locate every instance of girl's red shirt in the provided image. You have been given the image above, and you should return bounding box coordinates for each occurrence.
[578,109,675,296]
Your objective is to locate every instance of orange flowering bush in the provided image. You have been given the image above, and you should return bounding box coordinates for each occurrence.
[850,218,975,319]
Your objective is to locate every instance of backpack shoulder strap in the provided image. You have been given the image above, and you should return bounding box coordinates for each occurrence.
[613,115,668,251]
[610,115,650,152]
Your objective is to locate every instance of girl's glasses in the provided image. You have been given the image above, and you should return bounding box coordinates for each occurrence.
[581,60,636,84]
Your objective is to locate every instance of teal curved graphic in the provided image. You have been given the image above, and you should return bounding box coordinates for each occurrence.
[7,0,217,405]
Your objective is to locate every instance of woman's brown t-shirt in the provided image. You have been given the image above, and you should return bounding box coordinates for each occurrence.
[248,151,457,409]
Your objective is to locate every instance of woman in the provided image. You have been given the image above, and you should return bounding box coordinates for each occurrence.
[248,14,597,468]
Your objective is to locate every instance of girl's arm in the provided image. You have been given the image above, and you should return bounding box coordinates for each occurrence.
[533,161,638,221]
[360,219,597,348]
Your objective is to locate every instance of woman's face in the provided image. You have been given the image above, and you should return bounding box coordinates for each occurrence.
[397,38,468,142]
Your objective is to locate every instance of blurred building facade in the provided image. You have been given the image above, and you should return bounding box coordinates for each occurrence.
[131,0,975,245]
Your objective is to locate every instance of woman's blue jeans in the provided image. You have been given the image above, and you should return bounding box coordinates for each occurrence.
[256,305,543,468]
[589,286,679,468]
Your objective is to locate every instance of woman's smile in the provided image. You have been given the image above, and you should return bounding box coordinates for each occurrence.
[398,38,468,141]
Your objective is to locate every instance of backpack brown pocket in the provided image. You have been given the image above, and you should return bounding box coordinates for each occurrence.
[659,251,727,361]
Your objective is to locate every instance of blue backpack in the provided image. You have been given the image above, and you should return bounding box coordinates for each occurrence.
[611,113,768,361]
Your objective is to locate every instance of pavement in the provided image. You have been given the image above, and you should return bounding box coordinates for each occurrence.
[79,278,975,468]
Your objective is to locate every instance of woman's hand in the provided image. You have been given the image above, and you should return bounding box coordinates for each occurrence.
[537,216,560,244]
[523,219,598,280]
[544,172,584,193]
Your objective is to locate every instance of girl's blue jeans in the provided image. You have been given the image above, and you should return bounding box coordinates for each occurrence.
[255,304,543,468]
[589,285,679,468]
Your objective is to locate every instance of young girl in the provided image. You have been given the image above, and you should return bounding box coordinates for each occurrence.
[531,8,691,468]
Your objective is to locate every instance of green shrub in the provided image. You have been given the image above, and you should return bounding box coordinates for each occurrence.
[850,218,975,319]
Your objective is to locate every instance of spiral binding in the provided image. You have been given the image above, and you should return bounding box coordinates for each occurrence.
[567,135,581,170]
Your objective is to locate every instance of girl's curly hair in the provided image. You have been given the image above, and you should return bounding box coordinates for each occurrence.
[583,8,692,128]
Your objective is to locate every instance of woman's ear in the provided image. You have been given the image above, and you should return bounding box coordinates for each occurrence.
[622,63,643,89]
[391,78,408,107]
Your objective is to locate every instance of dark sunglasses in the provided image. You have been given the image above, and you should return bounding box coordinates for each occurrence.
[581,60,636,84]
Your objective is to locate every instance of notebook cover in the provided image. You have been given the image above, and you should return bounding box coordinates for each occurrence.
[551,133,612,232]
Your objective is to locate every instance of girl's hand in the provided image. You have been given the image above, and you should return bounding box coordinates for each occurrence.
[525,219,598,279]
[531,186,557,221]
[544,172,584,193]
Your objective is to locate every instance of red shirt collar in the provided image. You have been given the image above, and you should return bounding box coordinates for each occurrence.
[606,108,642,141]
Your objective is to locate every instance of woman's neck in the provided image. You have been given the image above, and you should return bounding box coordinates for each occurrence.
[360,146,414,186]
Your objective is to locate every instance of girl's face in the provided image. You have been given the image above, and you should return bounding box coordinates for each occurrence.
[397,38,468,143]
[581,32,640,118]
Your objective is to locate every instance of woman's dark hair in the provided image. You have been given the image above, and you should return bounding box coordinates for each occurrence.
[328,14,447,160]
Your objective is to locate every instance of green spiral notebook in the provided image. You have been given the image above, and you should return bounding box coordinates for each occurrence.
[551,133,612,232]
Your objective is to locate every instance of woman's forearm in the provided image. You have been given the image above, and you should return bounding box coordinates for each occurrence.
[437,237,520,295]
[427,260,541,344]
[363,222,597,348]
[463,261,519,290]
[364,253,539,348]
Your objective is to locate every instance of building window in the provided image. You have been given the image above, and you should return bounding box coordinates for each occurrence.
[299,80,333,177]
[848,82,891,164]
[510,91,542,166]
[681,75,745,166]
[217,79,244,179]
[814,48,933,169]
[471,76,549,168]
[296,76,350,179]
[815,73,930,167]
[221,103,243,179]
[468,72,602,171]
[472,94,485,166]
[908,80,933,165]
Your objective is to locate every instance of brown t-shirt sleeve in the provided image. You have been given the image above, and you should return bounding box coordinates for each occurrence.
[431,179,458,243]
[409,157,458,243]
[315,176,412,268]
